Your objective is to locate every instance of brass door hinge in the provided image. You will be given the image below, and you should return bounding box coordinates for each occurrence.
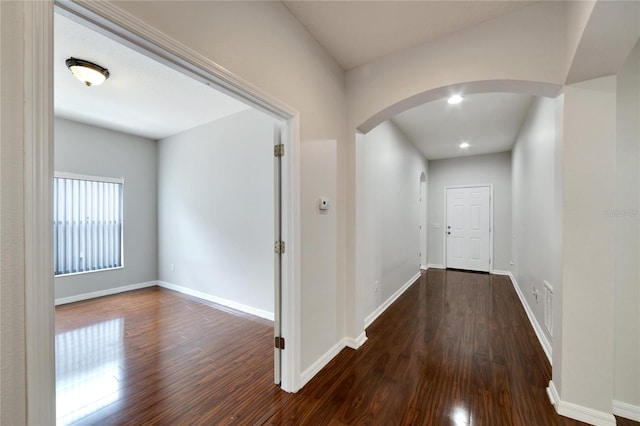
[274,144,285,158]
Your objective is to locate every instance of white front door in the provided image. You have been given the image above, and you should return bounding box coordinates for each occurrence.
[446,186,491,272]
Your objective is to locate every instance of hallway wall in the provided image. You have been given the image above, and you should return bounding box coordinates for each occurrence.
[614,40,640,412]
[558,75,617,417]
[356,120,427,324]
[510,96,563,354]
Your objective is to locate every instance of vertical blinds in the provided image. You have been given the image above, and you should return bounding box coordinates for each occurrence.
[53,176,123,276]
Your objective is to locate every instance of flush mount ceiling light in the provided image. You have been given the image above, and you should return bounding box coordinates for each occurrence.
[459,142,470,149]
[66,57,110,87]
[447,94,464,105]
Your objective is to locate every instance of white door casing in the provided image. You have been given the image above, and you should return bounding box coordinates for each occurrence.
[420,175,427,268]
[273,124,283,385]
[445,186,491,272]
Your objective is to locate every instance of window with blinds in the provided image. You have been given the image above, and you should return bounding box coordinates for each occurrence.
[54,174,123,276]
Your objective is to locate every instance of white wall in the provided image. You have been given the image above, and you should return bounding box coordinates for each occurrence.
[511,96,562,346]
[0,2,28,422]
[614,40,640,410]
[557,75,617,415]
[552,94,565,393]
[300,139,338,368]
[427,152,511,271]
[54,118,158,300]
[157,109,276,317]
[356,120,428,323]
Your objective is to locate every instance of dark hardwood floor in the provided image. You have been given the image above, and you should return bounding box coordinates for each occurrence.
[56,270,638,425]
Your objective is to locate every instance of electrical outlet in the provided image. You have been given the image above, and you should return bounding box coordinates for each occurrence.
[375,281,380,293]
[532,286,539,303]
[170,263,175,272]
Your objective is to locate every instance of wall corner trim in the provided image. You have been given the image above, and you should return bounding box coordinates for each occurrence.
[344,332,368,350]
[503,272,552,363]
[157,281,275,321]
[550,380,618,426]
[364,272,421,329]
[613,400,640,422]
[54,281,157,305]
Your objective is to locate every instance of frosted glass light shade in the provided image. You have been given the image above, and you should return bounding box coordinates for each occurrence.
[66,58,110,87]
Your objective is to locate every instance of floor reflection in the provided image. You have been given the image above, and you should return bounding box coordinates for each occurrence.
[56,318,124,425]
[451,405,470,425]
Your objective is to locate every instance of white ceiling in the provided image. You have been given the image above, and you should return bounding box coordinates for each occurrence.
[391,93,534,160]
[54,13,249,140]
[282,1,536,70]
[55,5,536,158]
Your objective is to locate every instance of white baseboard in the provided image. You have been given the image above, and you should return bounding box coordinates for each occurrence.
[558,401,616,426]
[420,264,427,270]
[505,272,552,364]
[344,331,367,349]
[613,400,640,422]
[364,272,420,329]
[547,380,560,407]
[548,380,617,426]
[54,281,157,305]
[427,263,445,269]
[157,281,274,321]
[491,269,511,276]
[301,330,368,389]
[300,339,346,388]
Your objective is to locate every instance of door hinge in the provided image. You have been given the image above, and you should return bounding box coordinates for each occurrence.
[275,336,285,350]
[275,240,286,254]
[274,144,285,157]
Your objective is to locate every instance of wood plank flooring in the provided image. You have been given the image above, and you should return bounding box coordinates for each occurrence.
[56,270,638,425]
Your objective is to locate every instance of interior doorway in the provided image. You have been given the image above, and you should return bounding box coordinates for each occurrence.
[53,8,287,422]
[445,185,492,272]
[420,172,427,269]
[22,1,303,423]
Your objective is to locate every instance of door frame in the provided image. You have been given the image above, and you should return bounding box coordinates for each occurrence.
[24,1,302,422]
[443,184,494,272]
[419,173,427,269]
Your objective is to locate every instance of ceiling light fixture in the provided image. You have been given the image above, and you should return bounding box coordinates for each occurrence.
[447,94,463,105]
[66,57,110,87]
[459,142,470,149]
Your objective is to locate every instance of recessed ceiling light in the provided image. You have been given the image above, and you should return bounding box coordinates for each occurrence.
[66,57,110,87]
[459,142,470,149]
[447,95,463,105]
